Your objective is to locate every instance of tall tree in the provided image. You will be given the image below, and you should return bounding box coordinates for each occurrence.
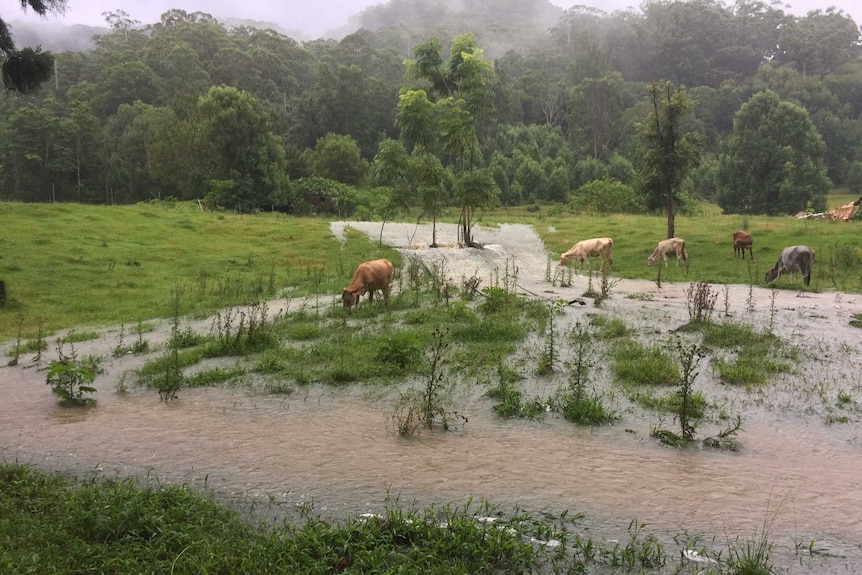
[636,81,703,239]
[1,0,65,93]
[716,90,830,215]
[404,34,498,246]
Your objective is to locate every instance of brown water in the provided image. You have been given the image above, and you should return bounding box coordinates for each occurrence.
[2,364,860,573]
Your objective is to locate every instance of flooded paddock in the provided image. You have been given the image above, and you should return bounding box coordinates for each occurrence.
[1,362,861,573]
[3,222,861,573]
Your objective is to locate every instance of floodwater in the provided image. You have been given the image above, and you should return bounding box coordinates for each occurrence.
[3,221,862,573]
[1,363,860,573]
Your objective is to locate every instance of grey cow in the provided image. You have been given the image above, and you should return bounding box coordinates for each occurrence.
[764,245,815,286]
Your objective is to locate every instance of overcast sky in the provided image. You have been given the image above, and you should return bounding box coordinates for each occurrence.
[3,0,860,39]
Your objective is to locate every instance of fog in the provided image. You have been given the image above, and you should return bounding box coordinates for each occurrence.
[2,0,859,40]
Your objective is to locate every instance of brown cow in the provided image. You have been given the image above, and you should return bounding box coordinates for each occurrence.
[558,237,613,271]
[342,259,394,309]
[733,230,753,259]
[647,237,689,269]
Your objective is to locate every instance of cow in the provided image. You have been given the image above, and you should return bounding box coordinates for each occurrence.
[558,237,613,271]
[733,230,754,259]
[342,259,394,309]
[647,237,689,269]
[764,246,815,287]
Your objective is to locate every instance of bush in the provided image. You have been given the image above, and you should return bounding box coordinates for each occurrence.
[571,179,646,214]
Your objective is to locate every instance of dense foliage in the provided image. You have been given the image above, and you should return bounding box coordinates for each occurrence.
[1,0,861,215]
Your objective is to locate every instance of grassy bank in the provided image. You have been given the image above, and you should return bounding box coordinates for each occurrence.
[1,463,773,574]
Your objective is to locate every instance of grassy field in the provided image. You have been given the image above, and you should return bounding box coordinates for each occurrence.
[1,197,860,342]
[479,197,862,291]
[0,201,399,341]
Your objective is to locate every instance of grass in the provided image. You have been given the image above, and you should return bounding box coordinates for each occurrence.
[0,464,545,574]
[0,201,399,341]
[6,462,744,575]
[610,338,680,388]
[2,199,861,342]
[478,198,862,292]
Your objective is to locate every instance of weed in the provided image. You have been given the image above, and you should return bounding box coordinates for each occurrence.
[6,313,24,366]
[388,328,466,435]
[768,289,777,334]
[686,281,718,324]
[536,302,561,375]
[673,338,706,441]
[723,284,731,316]
[45,344,98,406]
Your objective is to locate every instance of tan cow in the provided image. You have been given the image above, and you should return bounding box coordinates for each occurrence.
[558,237,613,271]
[733,230,753,259]
[342,259,394,309]
[647,237,689,269]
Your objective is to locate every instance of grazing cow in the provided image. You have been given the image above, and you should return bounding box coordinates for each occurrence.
[647,237,689,269]
[733,230,754,259]
[342,259,394,309]
[558,237,614,271]
[764,246,815,287]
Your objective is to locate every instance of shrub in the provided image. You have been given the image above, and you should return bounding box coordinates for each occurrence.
[571,179,646,214]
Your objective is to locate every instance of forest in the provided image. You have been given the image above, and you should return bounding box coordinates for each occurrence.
[1,0,861,218]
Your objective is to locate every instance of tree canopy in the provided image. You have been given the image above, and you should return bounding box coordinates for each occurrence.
[716,90,830,215]
[0,2,860,216]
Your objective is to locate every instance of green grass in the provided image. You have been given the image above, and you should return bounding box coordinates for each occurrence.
[479,200,862,292]
[0,201,399,341]
[5,462,727,574]
[0,464,548,575]
[3,199,861,344]
[610,338,680,387]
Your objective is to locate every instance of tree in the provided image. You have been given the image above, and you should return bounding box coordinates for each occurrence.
[308,133,367,185]
[636,81,703,239]
[403,34,497,247]
[716,90,830,215]
[149,87,289,211]
[1,0,66,93]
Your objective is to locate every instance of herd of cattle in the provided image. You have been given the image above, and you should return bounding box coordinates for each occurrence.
[342,231,816,308]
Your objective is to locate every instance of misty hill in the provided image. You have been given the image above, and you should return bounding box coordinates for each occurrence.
[6,19,107,52]
[327,0,566,57]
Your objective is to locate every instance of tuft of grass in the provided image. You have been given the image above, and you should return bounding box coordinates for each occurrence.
[610,339,680,387]
[588,315,630,339]
[185,366,246,388]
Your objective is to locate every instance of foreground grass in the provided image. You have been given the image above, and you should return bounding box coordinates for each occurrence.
[1,463,781,574]
[0,464,543,574]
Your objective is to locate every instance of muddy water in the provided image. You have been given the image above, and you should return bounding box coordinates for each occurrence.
[1,365,860,572]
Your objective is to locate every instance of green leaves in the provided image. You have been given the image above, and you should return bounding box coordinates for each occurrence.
[717,90,830,215]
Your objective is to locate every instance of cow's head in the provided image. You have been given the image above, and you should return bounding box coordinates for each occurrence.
[764,268,778,284]
[342,289,360,309]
